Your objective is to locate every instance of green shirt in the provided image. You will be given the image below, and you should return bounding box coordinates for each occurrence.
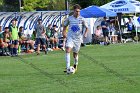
[9,25,18,40]
[46,27,52,37]
[0,32,3,39]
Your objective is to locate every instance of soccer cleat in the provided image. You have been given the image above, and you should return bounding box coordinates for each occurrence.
[73,65,77,71]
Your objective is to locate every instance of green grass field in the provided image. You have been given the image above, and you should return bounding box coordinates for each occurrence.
[0,43,140,93]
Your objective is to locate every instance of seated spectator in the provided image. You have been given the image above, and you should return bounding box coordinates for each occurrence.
[46,24,53,48]
[93,26,103,44]
[123,18,135,41]
[18,26,34,53]
[126,18,135,32]
[3,27,11,55]
[95,26,103,37]
[0,26,9,56]
[52,25,60,50]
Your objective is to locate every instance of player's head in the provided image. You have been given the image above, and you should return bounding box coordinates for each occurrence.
[19,26,23,32]
[38,18,42,24]
[73,4,81,17]
[4,27,9,33]
[97,25,101,30]
[48,24,51,28]
[11,18,17,26]
[103,17,107,20]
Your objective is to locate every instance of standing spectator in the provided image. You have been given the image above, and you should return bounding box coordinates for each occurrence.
[101,17,109,43]
[109,22,118,43]
[9,19,19,56]
[34,19,47,55]
[63,4,88,73]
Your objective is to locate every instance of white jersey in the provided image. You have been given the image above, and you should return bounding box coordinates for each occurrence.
[64,15,88,40]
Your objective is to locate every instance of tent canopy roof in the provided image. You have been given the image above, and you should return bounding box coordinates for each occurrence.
[101,0,140,13]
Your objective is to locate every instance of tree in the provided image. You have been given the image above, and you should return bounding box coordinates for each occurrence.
[0,0,4,11]
[71,0,113,9]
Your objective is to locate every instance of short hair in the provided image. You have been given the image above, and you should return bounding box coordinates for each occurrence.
[53,25,57,27]
[12,18,17,21]
[4,27,9,29]
[103,17,107,19]
[19,26,23,29]
[73,4,81,10]
[38,18,42,21]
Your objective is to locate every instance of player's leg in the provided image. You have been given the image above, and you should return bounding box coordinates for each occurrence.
[73,42,81,71]
[50,37,55,49]
[13,40,19,56]
[64,37,73,73]
[54,38,59,50]
[36,38,41,55]
[4,42,9,56]
[0,43,6,56]
[41,38,47,54]
[73,52,78,70]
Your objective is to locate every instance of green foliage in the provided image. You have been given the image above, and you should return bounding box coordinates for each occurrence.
[0,0,4,11]
[2,0,140,11]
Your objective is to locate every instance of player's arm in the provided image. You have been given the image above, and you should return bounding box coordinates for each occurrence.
[83,20,88,38]
[62,18,69,38]
[62,26,67,38]
[9,27,13,41]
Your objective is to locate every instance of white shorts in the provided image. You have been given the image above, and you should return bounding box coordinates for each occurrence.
[65,37,82,53]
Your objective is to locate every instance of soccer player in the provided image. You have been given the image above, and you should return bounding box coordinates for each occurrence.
[34,18,47,55]
[63,4,88,73]
[9,19,19,56]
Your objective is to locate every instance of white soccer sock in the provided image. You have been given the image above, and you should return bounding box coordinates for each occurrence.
[74,55,78,65]
[65,53,70,69]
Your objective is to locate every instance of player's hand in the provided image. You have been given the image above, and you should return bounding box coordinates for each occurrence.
[83,33,87,38]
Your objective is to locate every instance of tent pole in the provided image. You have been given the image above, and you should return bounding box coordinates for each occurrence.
[116,16,122,43]
[134,12,138,43]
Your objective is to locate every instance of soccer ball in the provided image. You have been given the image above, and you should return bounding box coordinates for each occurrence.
[67,66,75,74]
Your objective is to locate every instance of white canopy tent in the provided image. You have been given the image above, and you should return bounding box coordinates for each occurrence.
[101,0,140,42]
[101,0,140,13]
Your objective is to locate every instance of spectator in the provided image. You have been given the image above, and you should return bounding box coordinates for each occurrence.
[101,17,110,43]
[126,18,135,32]
[51,25,60,50]
[34,19,47,55]
[18,26,34,53]
[109,22,118,43]
[3,27,11,55]
[0,26,9,56]
[93,25,103,44]
[46,24,53,48]
[9,19,19,56]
